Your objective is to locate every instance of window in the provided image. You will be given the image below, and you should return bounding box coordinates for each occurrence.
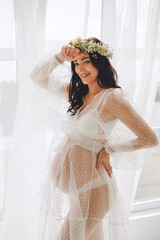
[46,0,102,52]
[133,0,160,211]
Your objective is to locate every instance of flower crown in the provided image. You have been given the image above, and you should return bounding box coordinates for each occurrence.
[69,36,113,59]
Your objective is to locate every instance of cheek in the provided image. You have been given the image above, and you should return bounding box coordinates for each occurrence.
[91,68,98,76]
[89,65,98,74]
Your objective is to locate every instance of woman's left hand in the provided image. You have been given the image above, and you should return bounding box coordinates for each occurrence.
[96,148,113,178]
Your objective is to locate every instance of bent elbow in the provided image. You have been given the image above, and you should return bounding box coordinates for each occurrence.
[141,134,159,148]
[153,136,159,147]
[149,134,159,147]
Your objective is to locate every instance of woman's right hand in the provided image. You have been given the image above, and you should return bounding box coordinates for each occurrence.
[56,44,85,63]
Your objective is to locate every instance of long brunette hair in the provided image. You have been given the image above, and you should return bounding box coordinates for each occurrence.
[67,37,121,116]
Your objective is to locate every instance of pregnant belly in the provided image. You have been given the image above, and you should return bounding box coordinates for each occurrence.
[51,144,105,195]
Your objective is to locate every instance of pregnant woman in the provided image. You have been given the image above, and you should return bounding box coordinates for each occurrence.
[30,37,159,240]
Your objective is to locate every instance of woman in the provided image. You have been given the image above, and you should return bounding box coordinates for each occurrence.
[30,37,159,240]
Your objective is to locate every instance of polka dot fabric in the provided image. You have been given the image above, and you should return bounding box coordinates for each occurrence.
[30,54,159,240]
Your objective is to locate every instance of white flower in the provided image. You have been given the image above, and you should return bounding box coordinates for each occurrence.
[70,37,113,59]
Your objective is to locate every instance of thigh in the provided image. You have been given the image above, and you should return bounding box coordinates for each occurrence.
[80,183,109,239]
[88,220,104,240]
[91,183,109,217]
[69,182,109,219]
[66,183,109,239]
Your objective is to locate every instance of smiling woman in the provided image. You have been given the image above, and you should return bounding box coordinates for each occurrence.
[30,36,159,240]
[67,37,121,116]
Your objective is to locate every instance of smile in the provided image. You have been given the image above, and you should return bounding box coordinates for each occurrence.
[81,73,90,78]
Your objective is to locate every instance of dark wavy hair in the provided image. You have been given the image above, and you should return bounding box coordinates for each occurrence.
[67,37,121,116]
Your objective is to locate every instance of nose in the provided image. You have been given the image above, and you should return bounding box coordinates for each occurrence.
[77,64,86,74]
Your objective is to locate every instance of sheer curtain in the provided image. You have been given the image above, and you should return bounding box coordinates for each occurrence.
[0,1,93,240]
[0,0,48,239]
[101,0,160,215]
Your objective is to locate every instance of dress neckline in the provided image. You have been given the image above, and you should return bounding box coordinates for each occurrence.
[76,88,112,118]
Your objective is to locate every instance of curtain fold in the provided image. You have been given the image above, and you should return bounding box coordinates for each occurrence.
[101,0,160,216]
[83,0,90,38]
[134,0,160,120]
[1,1,96,239]
[1,0,48,239]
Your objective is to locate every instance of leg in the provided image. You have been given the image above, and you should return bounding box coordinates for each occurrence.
[85,183,109,240]
[57,213,70,240]
[58,183,109,240]
[57,212,85,240]
[88,220,104,240]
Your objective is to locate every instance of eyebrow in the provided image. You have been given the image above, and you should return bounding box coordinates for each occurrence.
[73,57,90,63]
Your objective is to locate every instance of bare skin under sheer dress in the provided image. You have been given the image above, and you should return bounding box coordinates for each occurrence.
[30,53,159,240]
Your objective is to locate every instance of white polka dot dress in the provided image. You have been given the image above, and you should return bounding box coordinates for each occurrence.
[30,54,159,240]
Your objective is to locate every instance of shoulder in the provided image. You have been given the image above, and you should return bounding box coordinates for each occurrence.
[100,87,130,113]
[103,87,140,118]
[103,87,126,103]
[96,87,126,120]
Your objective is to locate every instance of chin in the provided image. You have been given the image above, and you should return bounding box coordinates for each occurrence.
[81,79,91,84]
[82,80,87,84]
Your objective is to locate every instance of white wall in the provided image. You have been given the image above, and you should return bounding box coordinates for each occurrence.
[130,209,160,240]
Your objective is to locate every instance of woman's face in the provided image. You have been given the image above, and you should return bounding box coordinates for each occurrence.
[73,52,99,85]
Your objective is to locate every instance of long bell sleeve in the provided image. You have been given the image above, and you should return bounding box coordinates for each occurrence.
[100,88,159,169]
[30,53,70,112]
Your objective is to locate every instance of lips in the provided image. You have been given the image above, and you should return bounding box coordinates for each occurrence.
[80,73,90,78]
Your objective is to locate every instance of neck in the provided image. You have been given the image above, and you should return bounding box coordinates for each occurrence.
[87,82,106,96]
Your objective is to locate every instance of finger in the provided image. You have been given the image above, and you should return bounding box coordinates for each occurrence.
[65,46,72,56]
[62,45,68,55]
[73,52,86,60]
[103,161,111,172]
[102,160,113,177]
[65,46,80,59]
[73,48,80,56]
[96,157,103,170]
[105,167,112,177]
[67,46,73,56]
[65,45,75,56]
[70,48,77,56]
[106,162,113,173]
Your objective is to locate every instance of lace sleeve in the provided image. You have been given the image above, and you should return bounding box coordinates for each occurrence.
[100,88,159,169]
[30,53,71,112]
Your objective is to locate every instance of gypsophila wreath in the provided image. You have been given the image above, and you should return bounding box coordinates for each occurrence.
[69,36,113,59]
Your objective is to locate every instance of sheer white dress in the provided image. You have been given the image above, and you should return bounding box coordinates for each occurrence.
[30,53,159,240]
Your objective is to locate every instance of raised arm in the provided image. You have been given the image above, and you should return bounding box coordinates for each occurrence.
[30,46,85,102]
[30,53,65,89]
[103,89,159,154]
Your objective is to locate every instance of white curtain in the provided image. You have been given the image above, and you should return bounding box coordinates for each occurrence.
[0,0,48,239]
[101,0,160,215]
[0,1,92,240]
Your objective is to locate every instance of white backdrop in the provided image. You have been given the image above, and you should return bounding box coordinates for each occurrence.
[0,0,48,239]
[0,0,160,239]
